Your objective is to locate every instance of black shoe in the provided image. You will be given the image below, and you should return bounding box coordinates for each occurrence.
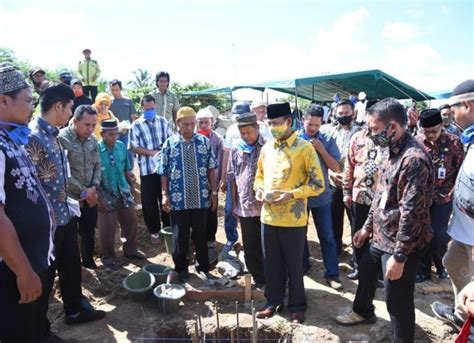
[83,260,98,270]
[415,274,431,283]
[436,268,448,279]
[124,250,146,260]
[64,309,106,325]
[303,264,312,275]
[431,301,464,331]
[178,271,190,283]
[347,270,359,280]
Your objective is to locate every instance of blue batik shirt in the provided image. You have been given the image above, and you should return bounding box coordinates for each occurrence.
[298,129,341,208]
[27,117,71,226]
[159,133,217,211]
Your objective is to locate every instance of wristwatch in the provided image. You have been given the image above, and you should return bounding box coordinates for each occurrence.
[393,251,407,263]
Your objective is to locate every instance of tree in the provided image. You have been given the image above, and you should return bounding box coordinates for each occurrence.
[171,81,230,112]
[126,68,155,108]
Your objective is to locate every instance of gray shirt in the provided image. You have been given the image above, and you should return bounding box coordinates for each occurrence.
[110,97,136,122]
[152,89,180,129]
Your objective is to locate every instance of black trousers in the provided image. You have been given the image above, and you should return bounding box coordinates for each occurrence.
[140,174,170,235]
[171,209,209,273]
[350,203,371,270]
[239,216,265,285]
[82,86,98,102]
[354,246,419,343]
[262,224,306,313]
[0,263,49,343]
[77,203,97,266]
[206,207,218,243]
[330,185,352,255]
[47,220,83,315]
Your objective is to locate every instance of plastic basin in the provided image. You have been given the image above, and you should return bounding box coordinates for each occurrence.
[122,271,155,300]
[142,264,171,285]
[153,283,186,314]
[160,226,173,255]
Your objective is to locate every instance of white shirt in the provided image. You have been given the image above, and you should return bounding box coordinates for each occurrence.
[448,145,474,245]
[355,101,367,123]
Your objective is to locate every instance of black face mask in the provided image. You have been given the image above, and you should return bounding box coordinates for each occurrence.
[336,115,353,126]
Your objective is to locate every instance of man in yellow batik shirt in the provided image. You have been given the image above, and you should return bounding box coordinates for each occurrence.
[254,102,325,324]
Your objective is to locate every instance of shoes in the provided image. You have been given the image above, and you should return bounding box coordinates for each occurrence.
[436,268,448,279]
[82,260,97,270]
[150,233,161,244]
[415,274,432,283]
[256,306,277,319]
[326,277,343,291]
[290,312,305,324]
[303,264,312,275]
[178,271,190,283]
[64,308,106,325]
[208,245,218,265]
[125,250,146,260]
[222,241,235,254]
[347,270,359,280]
[102,260,118,271]
[335,311,377,326]
[431,301,464,331]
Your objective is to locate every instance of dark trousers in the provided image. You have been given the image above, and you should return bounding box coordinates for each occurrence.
[354,246,419,343]
[47,220,83,315]
[206,207,218,243]
[82,86,98,102]
[330,185,352,255]
[0,263,49,343]
[171,209,209,273]
[140,174,170,235]
[240,216,265,284]
[77,202,98,266]
[351,203,371,270]
[419,201,452,277]
[263,224,306,313]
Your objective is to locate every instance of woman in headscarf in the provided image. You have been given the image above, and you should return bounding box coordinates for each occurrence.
[92,92,117,138]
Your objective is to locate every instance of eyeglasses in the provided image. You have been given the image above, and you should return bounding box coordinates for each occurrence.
[108,153,116,167]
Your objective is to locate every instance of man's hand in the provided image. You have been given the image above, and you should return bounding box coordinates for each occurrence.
[343,195,352,208]
[162,194,171,213]
[91,76,97,82]
[220,180,226,193]
[16,269,42,304]
[269,191,293,204]
[255,188,264,202]
[232,206,240,220]
[458,282,474,315]
[385,256,404,281]
[210,194,218,212]
[85,186,98,207]
[311,139,325,154]
[353,228,370,248]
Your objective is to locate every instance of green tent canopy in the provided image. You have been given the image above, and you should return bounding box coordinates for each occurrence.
[182,69,433,102]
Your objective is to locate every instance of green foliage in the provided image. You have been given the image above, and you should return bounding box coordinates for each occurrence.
[126,69,155,109]
[171,81,230,112]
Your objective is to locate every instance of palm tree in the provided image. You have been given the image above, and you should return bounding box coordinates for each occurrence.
[128,69,154,89]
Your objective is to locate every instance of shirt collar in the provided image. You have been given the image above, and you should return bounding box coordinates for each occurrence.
[38,117,59,137]
[389,132,409,157]
[274,131,298,148]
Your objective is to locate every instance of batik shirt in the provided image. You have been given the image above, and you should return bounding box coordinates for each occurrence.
[27,117,71,226]
[227,135,266,217]
[254,131,325,227]
[320,122,361,187]
[159,133,217,211]
[416,131,464,205]
[445,124,462,137]
[362,133,434,255]
[343,129,388,206]
[152,90,180,129]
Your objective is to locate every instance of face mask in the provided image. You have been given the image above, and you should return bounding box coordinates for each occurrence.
[143,109,156,121]
[370,123,395,148]
[237,139,256,154]
[460,124,474,145]
[271,122,288,140]
[0,121,31,146]
[336,115,353,126]
[197,129,211,138]
[73,89,83,97]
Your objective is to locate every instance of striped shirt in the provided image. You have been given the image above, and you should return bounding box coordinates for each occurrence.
[128,116,173,176]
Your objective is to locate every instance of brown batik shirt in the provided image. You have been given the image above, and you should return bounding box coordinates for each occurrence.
[416,131,465,205]
[362,133,434,255]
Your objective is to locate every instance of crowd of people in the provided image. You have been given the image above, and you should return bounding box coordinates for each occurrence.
[0,49,473,343]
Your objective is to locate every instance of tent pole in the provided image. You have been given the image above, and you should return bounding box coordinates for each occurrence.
[312,85,315,101]
[294,85,299,111]
[230,90,233,107]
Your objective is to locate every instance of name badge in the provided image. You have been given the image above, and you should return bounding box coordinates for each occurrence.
[438,167,446,179]
[379,191,388,209]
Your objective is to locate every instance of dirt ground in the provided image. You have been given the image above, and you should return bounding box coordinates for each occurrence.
[49,174,459,342]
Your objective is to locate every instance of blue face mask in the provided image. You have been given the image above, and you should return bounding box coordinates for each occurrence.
[0,121,31,146]
[460,124,474,145]
[237,139,256,154]
[143,109,156,121]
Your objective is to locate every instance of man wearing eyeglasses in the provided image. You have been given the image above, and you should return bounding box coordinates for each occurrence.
[96,120,145,270]
[414,109,464,284]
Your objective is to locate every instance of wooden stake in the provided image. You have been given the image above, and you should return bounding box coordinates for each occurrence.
[244,274,252,303]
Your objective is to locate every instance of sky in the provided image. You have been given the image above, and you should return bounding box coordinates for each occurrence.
[1,0,473,98]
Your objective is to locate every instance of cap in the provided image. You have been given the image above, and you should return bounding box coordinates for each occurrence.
[0,62,30,94]
[196,108,214,120]
[267,102,291,119]
[29,67,45,78]
[237,113,257,127]
[101,119,118,130]
[82,48,91,54]
[231,102,251,115]
[419,109,443,128]
[177,106,196,120]
[449,79,474,106]
[250,100,267,110]
[358,91,367,100]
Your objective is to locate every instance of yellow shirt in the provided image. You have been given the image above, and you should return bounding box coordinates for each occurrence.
[254,131,325,227]
[93,110,117,139]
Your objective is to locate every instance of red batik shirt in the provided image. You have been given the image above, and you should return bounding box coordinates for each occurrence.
[363,133,434,255]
